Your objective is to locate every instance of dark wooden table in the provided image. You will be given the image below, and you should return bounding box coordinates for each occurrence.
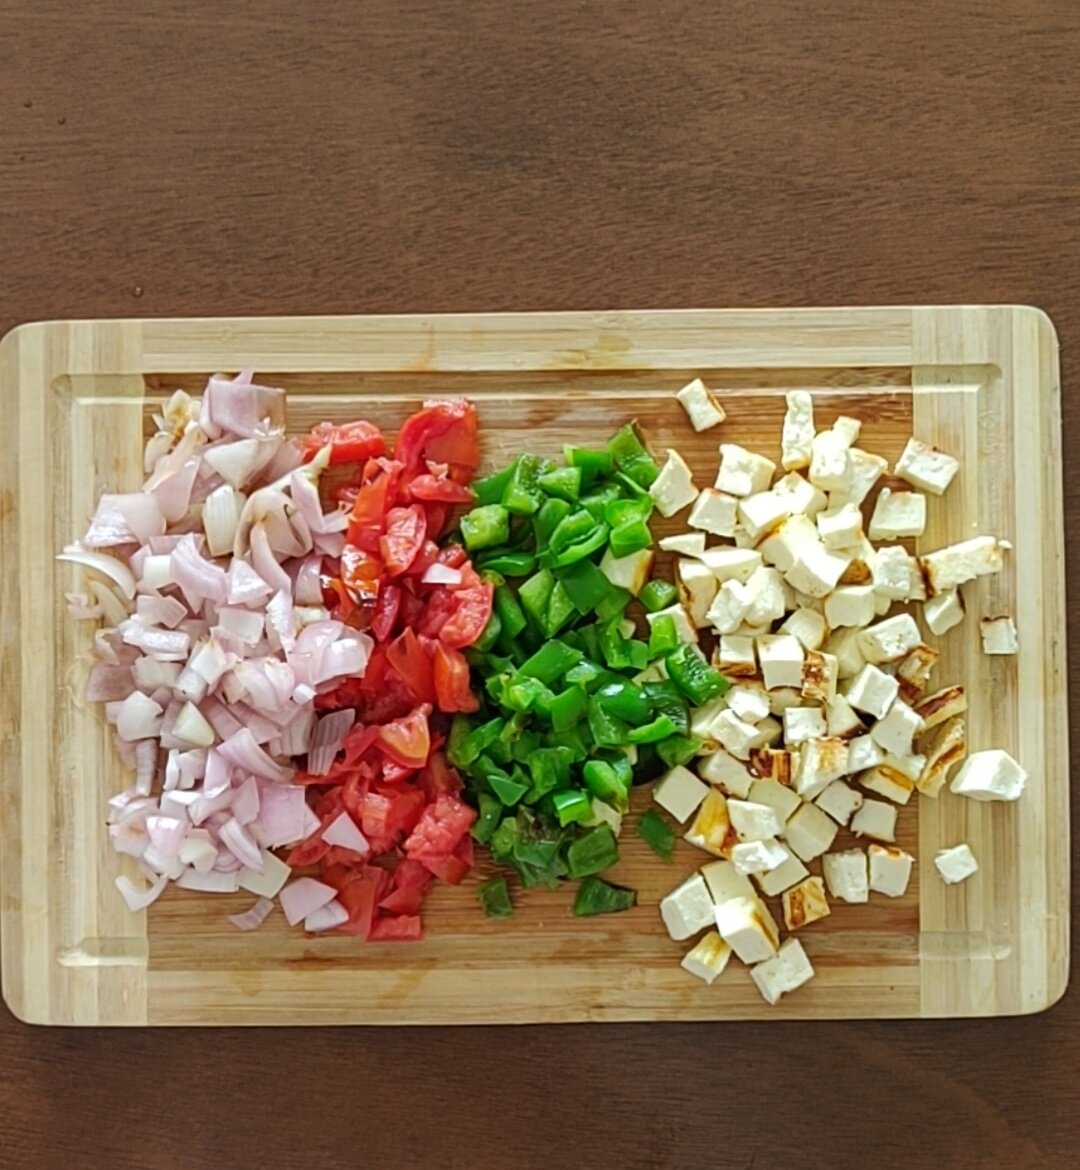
[1,2,1077,1167]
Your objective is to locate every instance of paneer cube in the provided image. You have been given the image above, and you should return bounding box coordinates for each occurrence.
[792,737,850,800]
[680,930,733,984]
[646,603,699,646]
[845,663,899,719]
[599,547,655,595]
[829,448,887,507]
[784,541,850,598]
[916,716,966,798]
[725,683,771,724]
[728,799,784,842]
[924,588,965,635]
[658,531,707,556]
[868,487,927,540]
[934,843,979,885]
[713,709,761,761]
[676,377,727,432]
[919,536,1005,594]
[825,627,868,680]
[858,765,915,805]
[822,849,869,904]
[781,390,815,470]
[730,837,788,876]
[685,789,735,855]
[757,634,805,690]
[699,546,762,583]
[738,491,792,540]
[697,749,754,798]
[814,779,864,826]
[870,698,924,757]
[754,845,811,897]
[780,607,829,651]
[716,634,757,677]
[750,938,815,1005]
[676,557,718,627]
[871,544,926,602]
[808,430,851,492]
[980,615,1018,655]
[816,502,863,550]
[742,565,787,626]
[773,470,827,517]
[782,876,831,931]
[653,764,710,823]
[660,872,716,940]
[824,694,864,739]
[801,650,839,703]
[759,514,820,572]
[714,895,780,964]
[894,437,960,495]
[783,706,827,745]
[857,613,923,664]
[688,488,739,537]
[649,450,698,517]
[949,748,1027,802]
[706,580,752,635]
[868,844,914,898]
[783,801,839,862]
[846,734,886,772]
[914,684,967,730]
[701,858,757,904]
[715,444,776,497]
[850,798,898,842]
[748,778,802,822]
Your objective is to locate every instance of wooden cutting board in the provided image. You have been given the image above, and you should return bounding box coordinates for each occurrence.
[0,308,1068,1025]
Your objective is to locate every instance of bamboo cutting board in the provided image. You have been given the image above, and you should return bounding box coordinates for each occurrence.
[0,308,1068,1025]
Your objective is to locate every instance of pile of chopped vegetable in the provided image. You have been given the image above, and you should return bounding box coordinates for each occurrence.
[448,425,730,916]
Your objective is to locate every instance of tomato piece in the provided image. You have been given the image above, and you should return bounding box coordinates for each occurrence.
[286,831,331,868]
[321,574,357,622]
[347,458,403,550]
[380,784,427,839]
[378,704,432,768]
[301,420,387,465]
[380,505,427,577]
[369,914,423,941]
[432,642,479,713]
[437,544,469,570]
[404,539,440,580]
[320,863,359,891]
[337,875,379,939]
[359,792,395,854]
[371,581,401,643]
[422,852,471,885]
[341,723,381,766]
[408,473,475,505]
[393,858,435,891]
[404,793,477,862]
[424,503,449,540]
[378,886,427,915]
[439,581,494,650]
[386,628,436,706]
[418,588,460,639]
[340,545,383,609]
[393,400,479,482]
[381,759,419,784]
[420,751,464,798]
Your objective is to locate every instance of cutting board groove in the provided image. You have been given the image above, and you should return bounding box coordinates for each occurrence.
[0,308,1067,1025]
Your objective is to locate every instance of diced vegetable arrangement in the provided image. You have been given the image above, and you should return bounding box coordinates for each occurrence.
[61,367,1026,1005]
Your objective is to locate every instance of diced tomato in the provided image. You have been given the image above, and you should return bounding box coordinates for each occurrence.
[378,886,427,915]
[359,792,395,854]
[404,793,477,862]
[437,544,469,570]
[380,759,418,784]
[422,852,471,885]
[393,399,479,483]
[369,915,423,941]
[408,473,475,505]
[404,539,440,580]
[380,505,427,577]
[301,420,387,465]
[337,875,379,939]
[386,628,436,706]
[380,784,427,839]
[439,581,494,650]
[320,863,357,891]
[286,830,331,869]
[418,588,460,639]
[340,545,383,609]
[347,458,403,550]
[371,581,401,642]
[378,704,432,768]
[420,752,464,798]
[424,504,449,540]
[432,642,479,713]
[321,574,357,622]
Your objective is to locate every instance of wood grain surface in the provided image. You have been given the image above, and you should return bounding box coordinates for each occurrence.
[0,0,1077,1167]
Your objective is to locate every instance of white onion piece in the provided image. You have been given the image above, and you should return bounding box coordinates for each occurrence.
[145,814,187,859]
[204,375,285,439]
[117,493,166,543]
[67,593,102,620]
[315,634,372,685]
[252,784,308,847]
[172,701,216,748]
[201,699,243,744]
[115,692,164,741]
[217,727,293,783]
[322,811,370,856]
[225,558,272,605]
[109,822,150,858]
[84,495,138,547]
[294,554,325,605]
[177,868,240,893]
[57,543,136,599]
[280,877,337,927]
[313,530,345,557]
[422,563,463,586]
[115,872,168,911]
[229,896,275,932]
[140,845,185,880]
[204,438,262,489]
[231,776,261,825]
[134,738,159,796]
[133,656,182,692]
[264,588,297,652]
[135,594,188,629]
[216,607,263,644]
[178,831,217,873]
[308,709,355,776]
[89,580,132,627]
[140,553,174,590]
[85,663,134,703]
[148,456,199,524]
[304,898,348,933]
[203,484,246,557]
[250,524,292,596]
[219,816,263,871]
[171,535,228,608]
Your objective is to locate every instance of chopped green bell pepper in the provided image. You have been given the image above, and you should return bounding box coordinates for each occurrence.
[564,445,614,488]
[640,579,679,613]
[538,465,582,503]
[516,639,582,685]
[666,642,729,705]
[636,808,676,861]
[477,875,513,917]
[572,876,636,916]
[502,454,548,515]
[461,504,510,552]
[553,789,593,826]
[566,824,620,878]
[549,685,588,731]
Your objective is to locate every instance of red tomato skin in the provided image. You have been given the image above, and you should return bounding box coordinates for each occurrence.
[380,505,427,577]
[301,420,387,465]
[369,915,423,941]
[377,704,432,769]
[432,642,479,713]
[386,628,436,706]
[404,793,477,862]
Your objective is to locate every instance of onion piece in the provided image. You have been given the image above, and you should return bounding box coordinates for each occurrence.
[115,872,168,912]
[229,896,275,932]
[85,663,134,703]
[135,594,188,629]
[217,727,293,783]
[88,580,132,627]
[171,535,228,608]
[422,563,463,586]
[134,738,159,796]
[322,810,370,856]
[145,814,187,859]
[132,656,182,692]
[172,701,216,748]
[279,877,337,927]
[148,456,199,524]
[57,544,137,599]
[307,710,355,776]
[219,816,263,871]
[140,554,174,591]
[203,484,246,557]
[304,898,349,933]
[178,830,217,873]
[176,868,241,893]
[115,692,164,742]
[226,558,272,606]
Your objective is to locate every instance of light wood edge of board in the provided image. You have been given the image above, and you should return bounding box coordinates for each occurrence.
[912,306,1069,1018]
[0,307,1067,1026]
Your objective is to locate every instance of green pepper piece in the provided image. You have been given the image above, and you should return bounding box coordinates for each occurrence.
[582,759,629,810]
[666,642,730,705]
[552,789,593,826]
[596,679,651,724]
[566,824,620,878]
[490,771,529,806]
[656,733,702,768]
[502,675,553,713]
[609,519,653,558]
[534,496,573,548]
[641,680,691,736]
[471,793,504,843]
[627,713,679,744]
[461,504,511,552]
[594,587,631,622]
[493,585,528,640]
[572,876,637,916]
[564,657,604,690]
[557,723,593,760]
[516,639,582,685]
[538,465,582,503]
[526,746,574,800]
[518,568,555,631]
[587,696,630,747]
[547,510,597,554]
[647,613,679,658]
[473,460,517,507]
[502,454,548,516]
[626,639,650,670]
[477,875,513,918]
[640,579,679,613]
[551,525,610,568]
[474,608,502,652]
[549,685,588,731]
[447,715,473,768]
[579,484,623,523]
[597,620,630,670]
[545,580,576,637]
[457,717,504,766]
[607,423,660,488]
[489,814,520,859]
[636,808,676,861]
[604,496,653,528]
[479,550,537,577]
[558,560,617,614]
[564,445,614,488]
